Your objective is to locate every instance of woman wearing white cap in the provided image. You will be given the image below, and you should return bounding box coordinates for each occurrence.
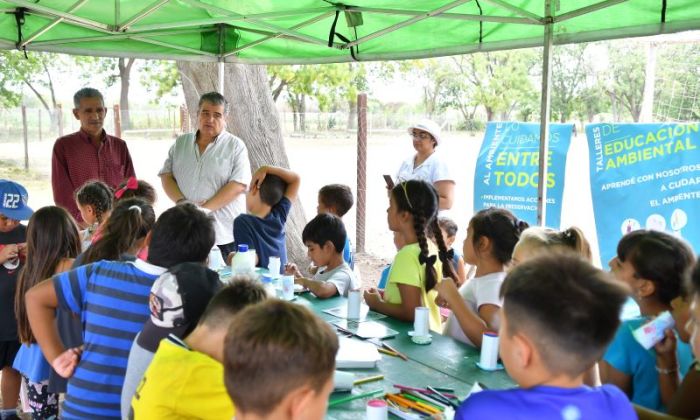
[395,119,455,211]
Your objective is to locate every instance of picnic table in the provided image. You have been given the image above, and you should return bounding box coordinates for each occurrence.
[293,293,515,419]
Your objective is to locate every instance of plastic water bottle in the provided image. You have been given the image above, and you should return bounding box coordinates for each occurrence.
[231,244,255,276]
[261,274,278,298]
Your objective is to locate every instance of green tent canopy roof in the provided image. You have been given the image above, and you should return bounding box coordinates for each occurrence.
[0,0,699,63]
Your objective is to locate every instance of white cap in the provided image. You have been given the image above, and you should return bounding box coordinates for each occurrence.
[407,119,441,145]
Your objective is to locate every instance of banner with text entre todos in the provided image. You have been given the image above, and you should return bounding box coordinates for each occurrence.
[587,123,700,266]
[474,122,573,228]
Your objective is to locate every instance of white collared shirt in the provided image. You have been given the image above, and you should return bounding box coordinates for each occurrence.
[159,130,251,245]
[395,151,454,185]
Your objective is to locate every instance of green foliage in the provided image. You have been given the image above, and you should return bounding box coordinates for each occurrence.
[408,51,538,123]
[0,50,62,109]
[551,44,590,122]
[140,60,180,103]
[605,43,646,121]
[74,56,120,86]
[268,63,367,112]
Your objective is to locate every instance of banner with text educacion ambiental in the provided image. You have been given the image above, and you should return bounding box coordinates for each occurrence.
[473,122,573,228]
[587,123,700,267]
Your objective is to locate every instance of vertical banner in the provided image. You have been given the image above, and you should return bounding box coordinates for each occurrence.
[473,122,573,228]
[587,123,700,266]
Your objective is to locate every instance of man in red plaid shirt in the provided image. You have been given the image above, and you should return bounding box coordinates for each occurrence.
[51,88,136,225]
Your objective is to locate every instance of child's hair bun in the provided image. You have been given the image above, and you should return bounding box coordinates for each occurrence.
[516,219,530,233]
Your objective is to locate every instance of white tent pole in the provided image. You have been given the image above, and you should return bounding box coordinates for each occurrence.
[218,61,225,93]
[536,0,554,227]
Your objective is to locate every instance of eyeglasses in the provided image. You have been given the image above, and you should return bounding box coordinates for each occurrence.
[410,130,432,141]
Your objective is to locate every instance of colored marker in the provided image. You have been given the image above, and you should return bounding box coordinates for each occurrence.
[328,389,384,407]
[353,374,384,385]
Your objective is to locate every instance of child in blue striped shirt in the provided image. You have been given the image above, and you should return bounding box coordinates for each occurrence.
[25,203,215,420]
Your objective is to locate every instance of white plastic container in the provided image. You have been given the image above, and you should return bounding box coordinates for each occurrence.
[231,244,255,276]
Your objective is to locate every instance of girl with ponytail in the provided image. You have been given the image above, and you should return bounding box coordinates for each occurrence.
[437,207,528,347]
[512,226,592,265]
[80,198,155,265]
[364,180,453,332]
[48,198,155,394]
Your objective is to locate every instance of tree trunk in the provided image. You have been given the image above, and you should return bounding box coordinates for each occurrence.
[299,95,306,132]
[177,61,309,267]
[486,107,494,121]
[118,58,135,130]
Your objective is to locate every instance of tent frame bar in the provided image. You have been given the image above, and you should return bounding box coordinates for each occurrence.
[178,0,341,49]
[555,0,631,23]
[127,7,334,33]
[29,28,214,47]
[4,0,112,32]
[17,0,88,48]
[131,36,217,56]
[478,0,543,23]
[117,0,171,31]
[225,10,337,57]
[344,0,472,49]
[345,6,540,25]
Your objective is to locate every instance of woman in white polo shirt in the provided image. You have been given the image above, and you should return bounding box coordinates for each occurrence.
[395,119,455,211]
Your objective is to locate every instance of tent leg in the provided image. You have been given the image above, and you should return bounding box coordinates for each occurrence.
[218,61,225,93]
[536,3,554,227]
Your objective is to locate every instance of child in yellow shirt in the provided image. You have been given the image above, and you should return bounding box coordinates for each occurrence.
[130,278,267,419]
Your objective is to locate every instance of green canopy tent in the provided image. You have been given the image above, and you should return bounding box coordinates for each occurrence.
[1,0,699,224]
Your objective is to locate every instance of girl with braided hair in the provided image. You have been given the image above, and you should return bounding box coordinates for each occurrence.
[364,180,454,332]
[75,180,112,249]
[437,207,528,347]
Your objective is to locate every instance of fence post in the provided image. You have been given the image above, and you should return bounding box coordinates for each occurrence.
[356,93,367,254]
[21,105,29,170]
[57,104,64,137]
[37,108,42,142]
[113,104,122,138]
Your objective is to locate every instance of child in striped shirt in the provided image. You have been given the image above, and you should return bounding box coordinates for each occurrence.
[25,203,215,420]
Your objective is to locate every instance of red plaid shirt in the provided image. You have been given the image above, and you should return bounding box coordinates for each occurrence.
[51,129,136,223]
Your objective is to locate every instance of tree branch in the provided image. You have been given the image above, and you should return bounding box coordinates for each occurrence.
[271,80,287,102]
[21,78,50,112]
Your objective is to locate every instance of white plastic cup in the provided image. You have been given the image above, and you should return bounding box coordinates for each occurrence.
[366,399,388,420]
[479,332,499,369]
[333,370,355,391]
[347,290,361,320]
[281,275,295,300]
[414,307,430,336]
[207,246,225,270]
[268,256,281,276]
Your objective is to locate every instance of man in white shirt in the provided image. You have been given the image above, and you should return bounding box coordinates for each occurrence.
[159,92,251,259]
